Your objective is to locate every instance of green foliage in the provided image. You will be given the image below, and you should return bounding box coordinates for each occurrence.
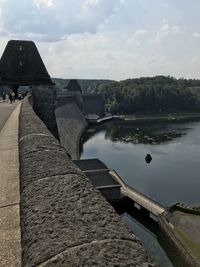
[88,76,200,114]
[52,78,112,94]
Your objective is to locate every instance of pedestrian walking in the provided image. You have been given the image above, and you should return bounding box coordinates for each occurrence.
[2,92,6,102]
[9,91,13,104]
[18,93,22,101]
[11,91,15,102]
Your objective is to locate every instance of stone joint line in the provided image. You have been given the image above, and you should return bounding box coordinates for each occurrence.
[35,238,136,267]
[19,133,52,142]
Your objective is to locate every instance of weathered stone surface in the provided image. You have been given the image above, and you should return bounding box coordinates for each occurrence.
[19,149,83,189]
[38,240,153,267]
[32,85,59,139]
[19,134,60,155]
[19,102,52,138]
[55,102,88,159]
[21,174,138,266]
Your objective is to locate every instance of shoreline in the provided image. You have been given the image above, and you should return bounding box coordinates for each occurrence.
[89,112,200,125]
[123,112,200,122]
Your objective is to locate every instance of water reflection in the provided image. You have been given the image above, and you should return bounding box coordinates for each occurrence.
[145,154,152,163]
[82,121,188,146]
[80,120,200,205]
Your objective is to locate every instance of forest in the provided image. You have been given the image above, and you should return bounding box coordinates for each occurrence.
[88,76,200,114]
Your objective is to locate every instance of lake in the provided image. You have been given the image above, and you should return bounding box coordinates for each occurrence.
[80,119,200,266]
[80,120,200,206]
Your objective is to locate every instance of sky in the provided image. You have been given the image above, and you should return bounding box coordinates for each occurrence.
[0,0,200,80]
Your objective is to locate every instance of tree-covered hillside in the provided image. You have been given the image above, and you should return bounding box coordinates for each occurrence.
[52,78,112,94]
[88,76,200,114]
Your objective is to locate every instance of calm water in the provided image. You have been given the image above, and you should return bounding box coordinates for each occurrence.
[121,214,173,267]
[80,120,200,206]
[80,119,200,266]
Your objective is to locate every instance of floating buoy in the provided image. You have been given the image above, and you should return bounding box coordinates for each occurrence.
[145,154,152,164]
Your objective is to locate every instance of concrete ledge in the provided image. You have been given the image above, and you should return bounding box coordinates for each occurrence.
[19,96,154,267]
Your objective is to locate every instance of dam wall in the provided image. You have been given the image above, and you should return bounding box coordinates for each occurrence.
[19,96,154,267]
[31,85,59,140]
[55,99,88,160]
[82,94,105,117]
[158,216,200,267]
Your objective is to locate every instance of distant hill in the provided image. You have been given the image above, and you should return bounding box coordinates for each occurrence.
[0,78,112,96]
[52,78,113,94]
[88,76,200,114]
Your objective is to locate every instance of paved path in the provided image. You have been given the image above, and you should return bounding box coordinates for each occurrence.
[0,102,18,131]
[0,102,22,267]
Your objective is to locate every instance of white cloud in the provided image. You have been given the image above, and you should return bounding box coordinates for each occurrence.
[128,30,147,47]
[193,33,200,39]
[154,21,181,43]
[0,0,122,41]
[33,0,56,9]
[134,30,147,37]
[83,0,99,8]
[0,0,200,80]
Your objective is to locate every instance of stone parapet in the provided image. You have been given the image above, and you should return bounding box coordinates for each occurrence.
[19,96,154,267]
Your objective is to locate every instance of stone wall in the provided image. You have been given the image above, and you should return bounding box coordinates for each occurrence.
[18,96,154,267]
[31,85,59,140]
[82,94,105,117]
[55,101,88,160]
[56,95,76,107]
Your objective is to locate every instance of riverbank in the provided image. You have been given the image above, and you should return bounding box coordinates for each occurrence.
[91,112,200,126]
[123,112,200,123]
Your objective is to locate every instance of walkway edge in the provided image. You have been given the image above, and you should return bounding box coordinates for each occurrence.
[0,103,22,267]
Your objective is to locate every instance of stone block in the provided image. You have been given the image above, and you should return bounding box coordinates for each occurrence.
[21,174,136,267]
[19,149,83,190]
[38,240,151,267]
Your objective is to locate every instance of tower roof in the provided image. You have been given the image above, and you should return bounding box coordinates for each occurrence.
[0,40,53,85]
[64,79,82,92]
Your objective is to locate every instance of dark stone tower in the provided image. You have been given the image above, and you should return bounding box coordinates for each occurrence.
[0,40,53,87]
[64,79,83,110]
[0,40,59,139]
[65,79,82,93]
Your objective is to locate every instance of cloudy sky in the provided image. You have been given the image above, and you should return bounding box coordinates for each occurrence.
[0,0,200,80]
